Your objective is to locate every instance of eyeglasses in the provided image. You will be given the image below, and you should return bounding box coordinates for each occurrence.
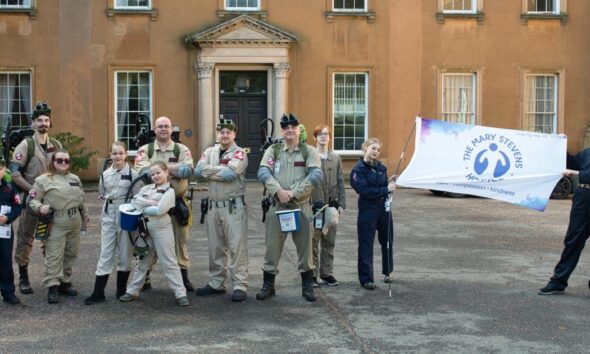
[55,158,70,165]
[156,125,171,129]
[317,132,329,137]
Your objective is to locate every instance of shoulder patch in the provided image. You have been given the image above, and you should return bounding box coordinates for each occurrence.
[185,150,192,158]
[29,189,37,198]
[15,153,23,161]
[14,194,21,205]
[199,153,206,162]
[135,150,144,162]
[267,158,275,166]
[352,172,357,182]
[47,147,55,153]
[234,150,244,160]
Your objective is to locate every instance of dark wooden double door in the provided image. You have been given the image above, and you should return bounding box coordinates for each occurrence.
[220,94,267,179]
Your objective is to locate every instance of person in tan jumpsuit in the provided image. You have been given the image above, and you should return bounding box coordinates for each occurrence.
[28,149,88,304]
[119,161,189,306]
[85,141,140,305]
[10,101,61,295]
[194,118,249,302]
[256,113,323,302]
[310,124,346,287]
[134,116,195,291]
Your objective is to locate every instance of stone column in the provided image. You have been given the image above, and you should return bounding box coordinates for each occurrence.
[273,62,291,138]
[195,61,215,152]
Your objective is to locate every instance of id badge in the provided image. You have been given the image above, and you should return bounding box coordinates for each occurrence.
[314,213,323,229]
[274,161,281,174]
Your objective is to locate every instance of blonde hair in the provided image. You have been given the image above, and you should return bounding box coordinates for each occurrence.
[361,138,381,152]
[110,141,128,153]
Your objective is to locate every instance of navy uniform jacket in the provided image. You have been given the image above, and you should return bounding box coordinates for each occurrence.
[0,179,23,228]
[350,158,389,208]
[567,148,590,184]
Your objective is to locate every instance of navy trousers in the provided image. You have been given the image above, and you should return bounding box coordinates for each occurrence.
[357,205,394,285]
[0,231,16,298]
[549,189,590,289]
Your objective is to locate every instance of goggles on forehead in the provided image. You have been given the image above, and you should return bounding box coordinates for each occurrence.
[216,118,237,131]
[280,113,299,129]
[32,101,51,120]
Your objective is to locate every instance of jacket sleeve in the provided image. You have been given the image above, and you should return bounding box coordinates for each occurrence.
[196,148,224,180]
[156,189,176,214]
[568,149,590,184]
[336,156,346,209]
[258,147,283,196]
[77,177,89,221]
[28,177,47,213]
[6,183,23,224]
[350,167,388,200]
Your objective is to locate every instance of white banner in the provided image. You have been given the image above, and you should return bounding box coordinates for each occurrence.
[397,118,567,211]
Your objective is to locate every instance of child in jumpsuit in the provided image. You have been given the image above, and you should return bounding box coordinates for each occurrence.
[85,141,139,305]
[119,161,189,306]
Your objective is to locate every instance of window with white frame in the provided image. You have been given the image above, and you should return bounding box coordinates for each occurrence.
[527,0,559,13]
[524,74,557,134]
[333,0,366,12]
[0,0,31,8]
[333,73,368,152]
[114,0,151,9]
[443,0,476,13]
[115,71,152,151]
[225,0,260,11]
[0,72,31,128]
[441,73,476,125]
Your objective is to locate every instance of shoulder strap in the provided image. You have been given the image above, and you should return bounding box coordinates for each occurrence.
[300,143,309,162]
[148,142,180,159]
[148,142,154,159]
[49,138,60,148]
[25,137,34,168]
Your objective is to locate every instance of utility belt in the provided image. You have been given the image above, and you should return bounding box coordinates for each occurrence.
[104,198,126,213]
[209,196,246,209]
[53,207,79,218]
[579,183,590,190]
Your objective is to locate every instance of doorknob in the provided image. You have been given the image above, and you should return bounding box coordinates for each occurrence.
[244,147,251,154]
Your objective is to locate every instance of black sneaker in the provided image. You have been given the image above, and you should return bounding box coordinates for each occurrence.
[362,282,376,290]
[320,275,339,286]
[312,277,320,288]
[231,289,247,302]
[195,284,226,296]
[3,295,21,305]
[538,284,565,295]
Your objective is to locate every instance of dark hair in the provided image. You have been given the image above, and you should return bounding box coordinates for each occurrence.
[47,148,70,175]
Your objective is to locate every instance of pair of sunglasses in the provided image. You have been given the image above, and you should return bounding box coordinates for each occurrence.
[55,158,70,165]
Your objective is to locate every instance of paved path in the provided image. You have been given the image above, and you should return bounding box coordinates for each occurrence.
[1,186,588,353]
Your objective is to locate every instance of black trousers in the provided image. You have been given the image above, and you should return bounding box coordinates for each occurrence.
[0,229,15,298]
[357,205,394,285]
[549,189,590,288]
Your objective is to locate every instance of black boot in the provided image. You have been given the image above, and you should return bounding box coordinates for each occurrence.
[181,269,194,292]
[57,282,78,296]
[47,286,58,304]
[85,275,109,305]
[18,265,33,294]
[116,271,131,299]
[142,271,151,291]
[256,271,276,301]
[301,270,317,302]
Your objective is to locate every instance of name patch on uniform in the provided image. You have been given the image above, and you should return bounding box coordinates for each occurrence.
[15,153,23,161]
[234,150,244,160]
[121,175,132,181]
[135,150,144,162]
[294,161,306,167]
[220,159,230,165]
[157,189,167,194]
[69,182,80,187]
[168,157,178,163]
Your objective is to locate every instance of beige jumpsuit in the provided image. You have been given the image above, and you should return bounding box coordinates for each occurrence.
[126,183,186,299]
[259,143,321,274]
[95,163,139,275]
[28,172,87,288]
[11,133,61,266]
[310,151,346,278]
[196,143,248,292]
[134,142,194,270]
